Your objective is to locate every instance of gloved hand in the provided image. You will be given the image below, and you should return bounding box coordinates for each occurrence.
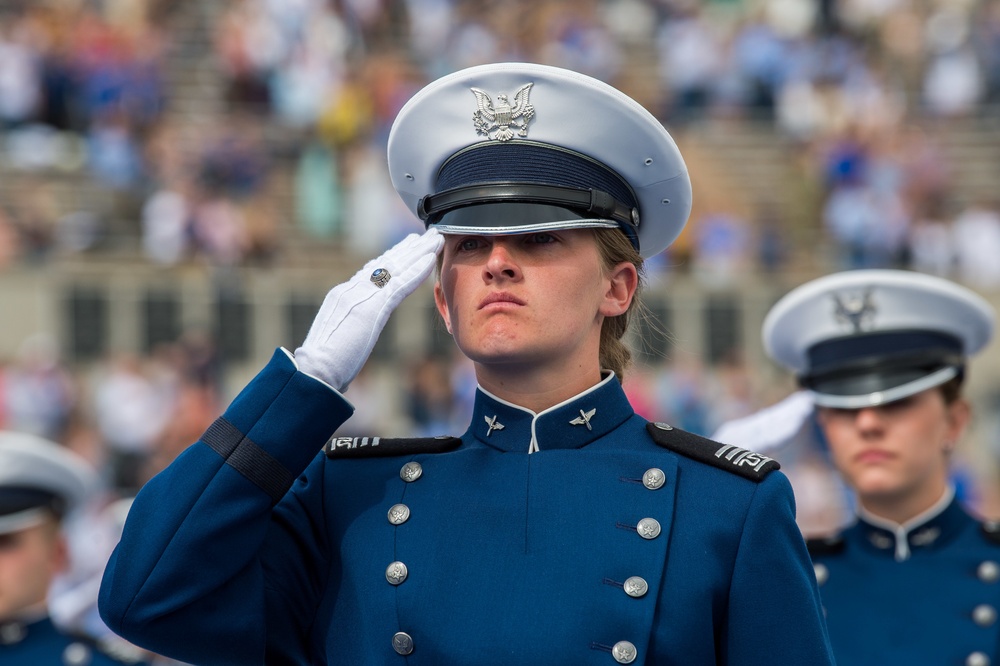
[294,228,444,391]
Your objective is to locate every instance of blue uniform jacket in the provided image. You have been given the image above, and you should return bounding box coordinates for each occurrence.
[0,615,148,665]
[99,349,834,665]
[810,493,1000,666]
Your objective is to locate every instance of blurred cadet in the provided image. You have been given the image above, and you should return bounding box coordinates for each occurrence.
[99,63,833,664]
[763,269,999,666]
[0,432,148,665]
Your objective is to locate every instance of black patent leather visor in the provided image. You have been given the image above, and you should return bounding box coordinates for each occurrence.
[432,201,622,239]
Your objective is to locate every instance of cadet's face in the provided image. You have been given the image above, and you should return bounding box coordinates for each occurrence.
[817,389,967,510]
[0,518,66,621]
[434,230,630,373]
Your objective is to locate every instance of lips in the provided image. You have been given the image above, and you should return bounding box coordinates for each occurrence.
[855,449,894,464]
[478,292,525,310]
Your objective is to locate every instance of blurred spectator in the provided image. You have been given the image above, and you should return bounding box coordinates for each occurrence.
[91,352,177,494]
[655,5,722,124]
[906,197,954,277]
[405,355,458,436]
[922,7,983,117]
[189,195,249,266]
[952,198,1000,290]
[141,182,191,265]
[0,333,76,441]
[691,209,752,286]
[0,15,42,129]
[294,138,343,240]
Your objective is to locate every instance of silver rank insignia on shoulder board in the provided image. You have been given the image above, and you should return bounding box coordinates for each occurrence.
[328,436,380,451]
[646,422,780,482]
[714,444,776,474]
[324,435,462,459]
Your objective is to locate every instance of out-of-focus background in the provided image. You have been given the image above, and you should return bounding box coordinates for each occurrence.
[3,0,1000,558]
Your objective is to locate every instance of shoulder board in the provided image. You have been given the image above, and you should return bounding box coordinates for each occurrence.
[981,520,1000,545]
[806,534,846,557]
[324,435,462,458]
[645,421,780,482]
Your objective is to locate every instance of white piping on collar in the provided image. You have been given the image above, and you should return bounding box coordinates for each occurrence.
[859,484,955,562]
[477,371,616,453]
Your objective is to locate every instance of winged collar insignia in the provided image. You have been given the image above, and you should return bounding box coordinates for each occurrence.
[569,408,597,431]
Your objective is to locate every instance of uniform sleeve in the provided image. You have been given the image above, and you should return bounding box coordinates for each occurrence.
[98,349,354,666]
[723,471,836,665]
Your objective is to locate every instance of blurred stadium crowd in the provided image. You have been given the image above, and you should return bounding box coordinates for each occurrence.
[3,0,1000,658]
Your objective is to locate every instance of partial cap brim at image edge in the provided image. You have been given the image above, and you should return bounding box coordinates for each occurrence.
[762,270,996,409]
[0,431,98,535]
[387,62,692,259]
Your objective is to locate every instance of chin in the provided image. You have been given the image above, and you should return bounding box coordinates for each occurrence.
[852,476,905,502]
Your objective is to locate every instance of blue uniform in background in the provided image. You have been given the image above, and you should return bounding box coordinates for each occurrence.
[810,493,1000,665]
[100,350,834,665]
[0,616,147,665]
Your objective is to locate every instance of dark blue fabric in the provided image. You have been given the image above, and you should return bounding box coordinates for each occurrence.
[814,498,1000,665]
[436,142,638,210]
[807,330,962,370]
[100,349,834,665]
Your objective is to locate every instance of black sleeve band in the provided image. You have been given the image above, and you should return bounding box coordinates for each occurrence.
[201,416,296,504]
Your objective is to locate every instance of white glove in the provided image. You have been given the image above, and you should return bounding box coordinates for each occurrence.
[294,228,444,391]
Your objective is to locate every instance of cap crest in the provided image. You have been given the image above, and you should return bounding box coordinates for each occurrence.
[472,83,535,141]
[832,288,877,333]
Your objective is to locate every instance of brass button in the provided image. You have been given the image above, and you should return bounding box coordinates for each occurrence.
[392,632,414,656]
[978,560,1000,583]
[973,604,997,627]
[967,652,990,666]
[385,561,408,586]
[400,461,423,482]
[642,468,665,490]
[388,504,410,526]
[636,517,661,540]
[623,576,648,598]
[612,640,637,664]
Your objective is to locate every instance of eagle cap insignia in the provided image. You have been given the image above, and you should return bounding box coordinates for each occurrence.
[471,83,535,142]
[832,288,877,333]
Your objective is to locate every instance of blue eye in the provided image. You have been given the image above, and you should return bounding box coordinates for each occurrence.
[457,237,483,252]
[527,232,556,244]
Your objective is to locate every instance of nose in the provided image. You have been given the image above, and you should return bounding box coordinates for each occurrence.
[853,406,885,435]
[483,239,522,282]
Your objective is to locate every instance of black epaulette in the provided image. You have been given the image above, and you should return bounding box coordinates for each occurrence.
[806,534,846,557]
[324,435,462,458]
[645,421,780,482]
[981,520,1000,545]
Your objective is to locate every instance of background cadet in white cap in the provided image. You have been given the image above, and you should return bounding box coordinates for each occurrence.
[99,62,834,665]
[0,431,148,665]
[761,268,1000,666]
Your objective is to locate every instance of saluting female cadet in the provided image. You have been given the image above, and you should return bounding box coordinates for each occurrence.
[98,63,834,665]
[763,269,1000,666]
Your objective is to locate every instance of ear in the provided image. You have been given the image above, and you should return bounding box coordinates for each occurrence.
[599,261,638,317]
[56,534,70,571]
[433,281,453,334]
[944,398,971,448]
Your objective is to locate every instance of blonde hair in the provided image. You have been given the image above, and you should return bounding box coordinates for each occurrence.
[594,229,644,383]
